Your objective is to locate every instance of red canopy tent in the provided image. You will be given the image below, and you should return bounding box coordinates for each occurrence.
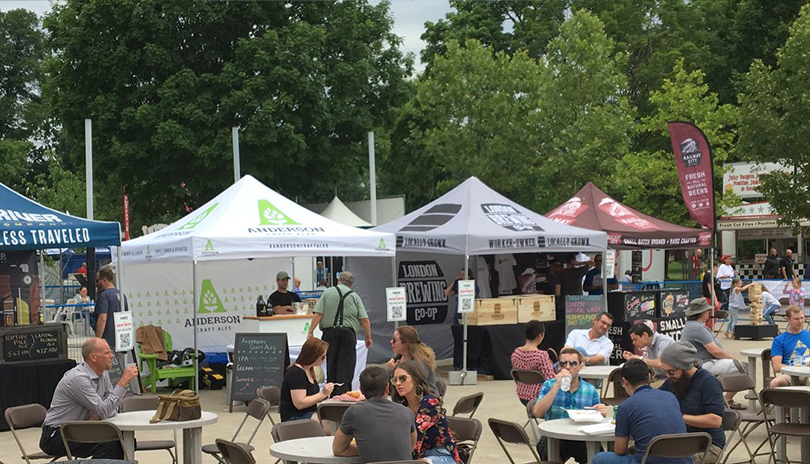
[546,182,712,250]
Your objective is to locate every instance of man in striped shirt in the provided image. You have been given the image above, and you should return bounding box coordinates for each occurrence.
[40,338,138,459]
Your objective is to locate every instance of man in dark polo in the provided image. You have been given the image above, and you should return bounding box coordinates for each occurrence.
[269,270,301,315]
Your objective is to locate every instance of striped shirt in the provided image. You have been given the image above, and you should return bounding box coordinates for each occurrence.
[537,378,600,420]
[43,363,126,427]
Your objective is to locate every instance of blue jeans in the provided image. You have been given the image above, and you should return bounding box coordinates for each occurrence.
[423,448,456,463]
[764,302,781,325]
[728,306,741,333]
[284,411,315,422]
[593,451,639,464]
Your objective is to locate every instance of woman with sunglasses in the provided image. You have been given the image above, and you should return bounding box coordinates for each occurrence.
[280,338,334,422]
[386,325,439,395]
[391,361,461,463]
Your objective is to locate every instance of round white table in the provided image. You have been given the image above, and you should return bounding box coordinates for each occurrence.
[538,418,615,463]
[580,365,620,396]
[270,436,361,464]
[780,365,810,386]
[105,410,218,464]
[741,347,767,409]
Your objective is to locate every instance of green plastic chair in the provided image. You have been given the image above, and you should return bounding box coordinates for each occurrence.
[138,329,197,394]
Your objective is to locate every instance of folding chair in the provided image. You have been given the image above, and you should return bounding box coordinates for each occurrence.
[524,398,540,428]
[760,388,810,464]
[122,395,177,464]
[489,418,560,464]
[447,416,482,463]
[713,309,729,335]
[511,369,546,406]
[317,402,352,435]
[4,404,60,464]
[602,367,629,406]
[452,392,484,418]
[216,438,256,464]
[256,386,281,426]
[761,348,775,390]
[59,421,130,461]
[716,409,742,464]
[546,348,558,364]
[638,432,712,464]
[436,379,448,398]
[271,419,326,442]
[718,374,771,464]
[202,398,270,464]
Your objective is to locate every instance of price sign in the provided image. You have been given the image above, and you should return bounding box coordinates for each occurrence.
[114,311,134,352]
[386,287,407,322]
[605,249,616,278]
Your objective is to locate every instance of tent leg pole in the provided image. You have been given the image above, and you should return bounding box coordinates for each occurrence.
[602,252,608,310]
[39,251,45,323]
[710,245,716,333]
[193,260,199,393]
[392,257,399,329]
[462,254,469,382]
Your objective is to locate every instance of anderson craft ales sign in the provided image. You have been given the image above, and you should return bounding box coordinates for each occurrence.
[398,260,449,325]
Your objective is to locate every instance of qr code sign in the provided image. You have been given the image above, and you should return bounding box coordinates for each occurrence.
[391,304,404,320]
[461,298,472,313]
[119,332,132,349]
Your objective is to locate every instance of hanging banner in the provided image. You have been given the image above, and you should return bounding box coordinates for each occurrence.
[385,287,407,322]
[668,121,716,230]
[114,311,134,352]
[457,280,476,313]
[122,186,130,241]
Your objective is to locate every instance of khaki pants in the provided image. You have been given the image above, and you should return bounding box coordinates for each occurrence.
[694,444,722,464]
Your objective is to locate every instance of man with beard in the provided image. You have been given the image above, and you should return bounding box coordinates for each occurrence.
[659,341,725,464]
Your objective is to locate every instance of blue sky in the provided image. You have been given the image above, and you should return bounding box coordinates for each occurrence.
[0,0,453,71]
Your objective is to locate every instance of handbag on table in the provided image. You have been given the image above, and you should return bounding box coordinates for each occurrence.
[150,389,202,423]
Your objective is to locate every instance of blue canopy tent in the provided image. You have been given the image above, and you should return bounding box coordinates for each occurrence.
[0,181,122,324]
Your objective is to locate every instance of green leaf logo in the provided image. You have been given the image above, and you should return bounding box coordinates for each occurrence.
[258,199,298,225]
[378,238,386,249]
[179,202,219,230]
[205,240,215,252]
[197,279,226,314]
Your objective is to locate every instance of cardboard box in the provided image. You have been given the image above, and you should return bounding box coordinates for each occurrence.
[467,298,518,326]
[516,295,555,323]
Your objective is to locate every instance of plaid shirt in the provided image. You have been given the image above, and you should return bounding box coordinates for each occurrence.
[537,378,600,420]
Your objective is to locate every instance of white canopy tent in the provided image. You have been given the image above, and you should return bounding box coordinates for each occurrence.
[363,177,608,379]
[120,175,395,388]
[320,196,372,228]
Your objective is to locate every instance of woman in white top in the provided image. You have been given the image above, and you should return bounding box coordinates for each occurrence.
[717,255,736,309]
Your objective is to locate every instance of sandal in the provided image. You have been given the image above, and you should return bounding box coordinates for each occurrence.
[728,401,746,410]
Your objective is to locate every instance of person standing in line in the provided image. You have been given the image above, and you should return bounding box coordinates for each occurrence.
[781,249,795,280]
[763,248,781,279]
[308,271,371,396]
[716,255,735,310]
[94,268,128,351]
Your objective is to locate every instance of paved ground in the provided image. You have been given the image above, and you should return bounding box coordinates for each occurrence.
[0,321,805,464]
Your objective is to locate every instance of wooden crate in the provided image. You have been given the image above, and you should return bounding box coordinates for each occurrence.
[517,295,556,323]
[467,298,518,326]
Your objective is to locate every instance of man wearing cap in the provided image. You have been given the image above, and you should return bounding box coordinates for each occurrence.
[681,297,745,409]
[269,271,302,315]
[659,341,726,464]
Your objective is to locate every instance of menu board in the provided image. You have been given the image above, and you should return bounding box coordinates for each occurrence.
[565,295,604,338]
[625,292,657,321]
[1,326,65,363]
[659,289,689,318]
[107,351,141,393]
[230,333,289,405]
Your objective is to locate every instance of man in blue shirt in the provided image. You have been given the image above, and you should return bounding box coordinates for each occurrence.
[770,305,810,387]
[583,254,619,296]
[593,359,689,464]
[534,348,607,463]
[659,341,725,464]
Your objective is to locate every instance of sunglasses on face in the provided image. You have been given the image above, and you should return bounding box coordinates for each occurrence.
[558,360,580,368]
[390,375,411,385]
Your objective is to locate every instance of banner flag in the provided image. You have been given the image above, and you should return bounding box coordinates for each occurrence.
[668,121,716,230]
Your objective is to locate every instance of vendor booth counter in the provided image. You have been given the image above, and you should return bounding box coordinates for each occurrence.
[453,294,560,380]
[243,314,322,346]
[606,289,689,365]
[0,323,74,431]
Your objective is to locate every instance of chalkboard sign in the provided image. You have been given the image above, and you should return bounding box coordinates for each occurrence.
[565,295,604,338]
[1,325,67,363]
[108,351,141,394]
[230,333,289,406]
[625,292,657,321]
[660,289,689,318]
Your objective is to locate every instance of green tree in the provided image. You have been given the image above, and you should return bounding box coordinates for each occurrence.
[738,3,810,227]
[43,0,411,231]
[613,60,738,225]
[0,8,48,191]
